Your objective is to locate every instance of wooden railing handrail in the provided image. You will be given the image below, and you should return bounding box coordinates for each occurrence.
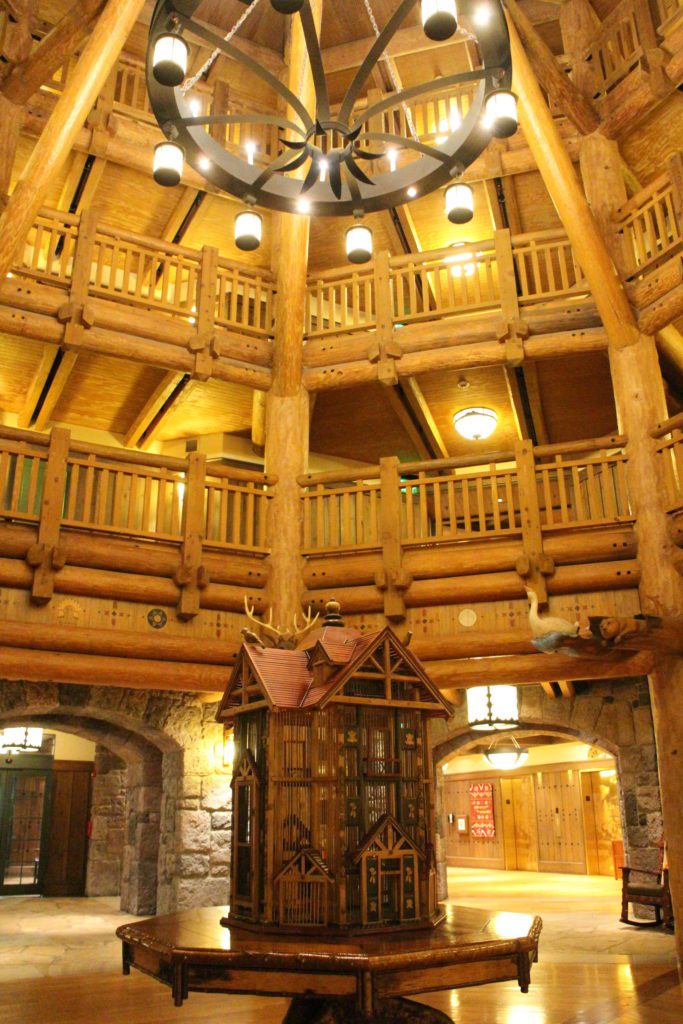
[0,425,274,484]
[615,172,673,222]
[652,411,683,438]
[534,434,627,457]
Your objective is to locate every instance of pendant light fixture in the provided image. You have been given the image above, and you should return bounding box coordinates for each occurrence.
[484,735,528,770]
[346,224,373,264]
[152,33,189,87]
[485,90,519,138]
[467,685,519,731]
[0,726,43,753]
[445,183,474,224]
[453,406,497,441]
[421,0,458,42]
[271,0,304,12]
[153,142,184,187]
[234,210,263,252]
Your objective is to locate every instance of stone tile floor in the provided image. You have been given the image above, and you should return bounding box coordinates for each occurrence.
[0,867,676,983]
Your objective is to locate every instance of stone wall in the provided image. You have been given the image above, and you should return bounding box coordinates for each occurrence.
[0,681,232,915]
[86,746,126,897]
[431,676,663,901]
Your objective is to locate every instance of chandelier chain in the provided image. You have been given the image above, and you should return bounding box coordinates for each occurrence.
[362,0,418,142]
[181,0,265,95]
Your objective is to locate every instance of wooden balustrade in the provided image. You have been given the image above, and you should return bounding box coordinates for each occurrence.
[512,230,587,303]
[653,411,683,513]
[580,0,652,98]
[300,438,632,559]
[11,207,276,337]
[0,426,272,555]
[615,169,682,279]
[655,0,683,29]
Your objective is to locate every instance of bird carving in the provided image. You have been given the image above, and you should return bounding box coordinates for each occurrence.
[525,588,579,639]
[240,627,265,647]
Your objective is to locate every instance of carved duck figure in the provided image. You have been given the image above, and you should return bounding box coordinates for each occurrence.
[525,588,580,639]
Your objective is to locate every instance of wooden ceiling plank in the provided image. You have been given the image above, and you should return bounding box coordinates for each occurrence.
[522,361,550,444]
[384,385,431,460]
[401,377,450,458]
[504,366,532,441]
[123,370,186,448]
[161,185,200,243]
[252,389,266,451]
[57,152,89,210]
[136,375,194,450]
[33,350,79,431]
[74,157,107,212]
[16,343,59,428]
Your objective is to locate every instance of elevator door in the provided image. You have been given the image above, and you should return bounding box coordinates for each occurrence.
[0,770,53,894]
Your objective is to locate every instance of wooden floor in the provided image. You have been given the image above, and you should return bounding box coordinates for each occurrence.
[0,964,680,1024]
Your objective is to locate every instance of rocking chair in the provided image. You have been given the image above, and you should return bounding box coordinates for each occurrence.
[620,847,674,930]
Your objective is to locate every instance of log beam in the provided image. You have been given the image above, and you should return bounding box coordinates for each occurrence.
[124,371,187,449]
[429,651,653,688]
[0,0,147,282]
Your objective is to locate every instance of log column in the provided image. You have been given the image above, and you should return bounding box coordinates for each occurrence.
[509,19,683,964]
[0,0,146,280]
[263,1,321,627]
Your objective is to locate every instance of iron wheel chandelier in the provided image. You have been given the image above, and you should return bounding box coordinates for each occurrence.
[147,0,517,260]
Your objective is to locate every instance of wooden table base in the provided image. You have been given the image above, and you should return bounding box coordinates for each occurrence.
[282,996,454,1023]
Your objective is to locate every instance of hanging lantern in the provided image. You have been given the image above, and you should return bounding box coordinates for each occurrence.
[484,735,528,770]
[467,685,519,731]
[445,182,474,224]
[153,142,184,187]
[0,727,43,753]
[346,224,373,264]
[234,210,263,251]
[270,0,304,13]
[485,90,518,139]
[422,0,458,42]
[152,33,189,88]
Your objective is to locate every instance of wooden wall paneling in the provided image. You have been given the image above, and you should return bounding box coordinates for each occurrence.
[511,774,539,871]
[42,760,92,896]
[500,777,518,870]
[581,769,601,876]
[442,777,506,869]
[581,769,623,876]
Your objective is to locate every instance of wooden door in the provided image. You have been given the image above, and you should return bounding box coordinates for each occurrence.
[0,769,53,894]
[42,761,92,896]
[535,769,587,873]
[500,776,539,871]
[581,769,623,876]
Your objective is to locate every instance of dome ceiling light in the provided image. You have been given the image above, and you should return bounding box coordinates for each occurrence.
[453,406,497,441]
[483,734,528,770]
[146,0,517,260]
[466,685,519,731]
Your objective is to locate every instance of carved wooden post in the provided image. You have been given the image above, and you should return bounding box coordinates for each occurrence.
[176,451,207,621]
[377,456,411,622]
[27,426,69,604]
[579,133,633,277]
[0,0,146,281]
[508,15,683,964]
[191,244,219,381]
[514,440,552,605]
[494,228,527,365]
[558,0,602,100]
[369,250,401,385]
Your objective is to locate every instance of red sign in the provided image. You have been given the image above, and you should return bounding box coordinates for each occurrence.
[469,782,495,838]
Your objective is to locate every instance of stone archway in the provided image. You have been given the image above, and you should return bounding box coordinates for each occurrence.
[0,681,232,915]
[429,677,663,897]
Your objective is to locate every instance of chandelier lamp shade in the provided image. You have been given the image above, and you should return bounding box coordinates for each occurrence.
[346,224,374,264]
[453,406,497,441]
[483,735,528,770]
[421,0,459,41]
[445,182,474,224]
[0,726,43,754]
[466,685,519,731]
[234,210,263,251]
[146,0,517,259]
[152,32,189,87]
[153,141,184,187]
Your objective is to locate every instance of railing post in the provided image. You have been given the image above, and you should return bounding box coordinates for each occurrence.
[514,440,554,606]
[493,228,528,365]
[667,152,683,225]
[370,250,401,385]
[376,456,411,622]
[190,244,219,381]
[27,426,70,605]
[176,451,208,620]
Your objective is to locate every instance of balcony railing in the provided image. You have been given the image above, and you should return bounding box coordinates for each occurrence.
[653,411,683,514]
[0,426,272,554]
[300,437,631,557]
[615,167,682,279]
[581,0,652,98]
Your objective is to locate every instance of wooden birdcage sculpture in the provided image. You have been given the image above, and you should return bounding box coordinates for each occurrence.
[217,601,453,934]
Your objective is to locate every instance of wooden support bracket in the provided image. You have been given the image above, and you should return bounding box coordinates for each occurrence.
[27,425,69,604]
[176,450,208,620]
[514,439,553,604]
[497,318,530,367]
[378,456,410,621]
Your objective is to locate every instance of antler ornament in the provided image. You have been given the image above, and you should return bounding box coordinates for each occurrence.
[243,596,320,650]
